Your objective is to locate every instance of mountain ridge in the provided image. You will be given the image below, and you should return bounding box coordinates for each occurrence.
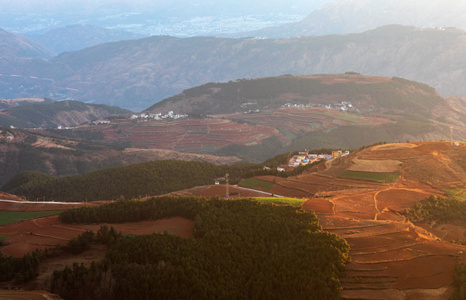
[236,0,466,38]
[0,28,55,59]
[2,26,466,112]
[26,24,143,54]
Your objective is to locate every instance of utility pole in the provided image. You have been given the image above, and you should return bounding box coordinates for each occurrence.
[450,126,454,145]
[225,173,229,199]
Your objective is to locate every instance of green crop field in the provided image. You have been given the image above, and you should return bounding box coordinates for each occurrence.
[444,189,466,201]
[0,211,63,226]
[338,171,400,182]
[253,197,306,206]
[239,178,275,191]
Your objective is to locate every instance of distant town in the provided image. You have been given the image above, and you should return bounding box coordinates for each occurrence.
[269,149,351,172]
[281,101,358,112]
[57,111,189,130]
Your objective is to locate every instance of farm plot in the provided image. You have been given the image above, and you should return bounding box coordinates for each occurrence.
[316,215,465,299]
[0,211,63,226]
[0,215,194,258]
[339,171,401,182]
[347,158,402,173]
[116,119,279,151]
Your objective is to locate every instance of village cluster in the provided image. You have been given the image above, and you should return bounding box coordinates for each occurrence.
[56,111,188,130]
[277,149,350,171]
[130,111,188,121]
[281,101,357,112]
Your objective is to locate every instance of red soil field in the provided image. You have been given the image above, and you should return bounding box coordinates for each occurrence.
[0,215,194,258]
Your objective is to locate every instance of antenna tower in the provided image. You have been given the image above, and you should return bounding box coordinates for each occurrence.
[225,173,229,199]
[450,126,454,145]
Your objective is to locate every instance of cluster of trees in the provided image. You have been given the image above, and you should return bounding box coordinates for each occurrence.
[52,196,350,299]
[405,195,466,224]
[0,250,43,284]
[451,263,466,300]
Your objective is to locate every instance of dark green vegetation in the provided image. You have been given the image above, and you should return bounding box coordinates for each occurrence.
[0,211,63,226]
[451,263,466,300]
[53,196,350,299]
[338,171,401,182]
[406,196,466,225]
[239,178,275,191]
[0,100,130,128]
[0,250,43,284]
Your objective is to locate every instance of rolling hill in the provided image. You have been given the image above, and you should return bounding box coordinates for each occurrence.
[0,100,130,128]
[70,74,465,162]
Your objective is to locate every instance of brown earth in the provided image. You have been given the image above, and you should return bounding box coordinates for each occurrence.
[0,290,60,300]
[0,215,194,258]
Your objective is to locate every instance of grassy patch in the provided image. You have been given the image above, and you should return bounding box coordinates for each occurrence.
[253,197,306,207]
[0,236,7,241]
[239,178,275,191]
[0,211,63,226]
[338,171,400,182]
[444,189,466,200]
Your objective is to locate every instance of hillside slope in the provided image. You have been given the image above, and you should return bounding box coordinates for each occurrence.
[0,28,54,59]
[0,100,130,128]
[0,127,240,188]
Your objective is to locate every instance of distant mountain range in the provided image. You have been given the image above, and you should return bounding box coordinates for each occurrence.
[2,25,466,112]
[237,0,466,38]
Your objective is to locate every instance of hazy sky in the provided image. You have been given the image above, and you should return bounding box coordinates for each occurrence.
[0,0,332,15]
[0,0,334,35]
